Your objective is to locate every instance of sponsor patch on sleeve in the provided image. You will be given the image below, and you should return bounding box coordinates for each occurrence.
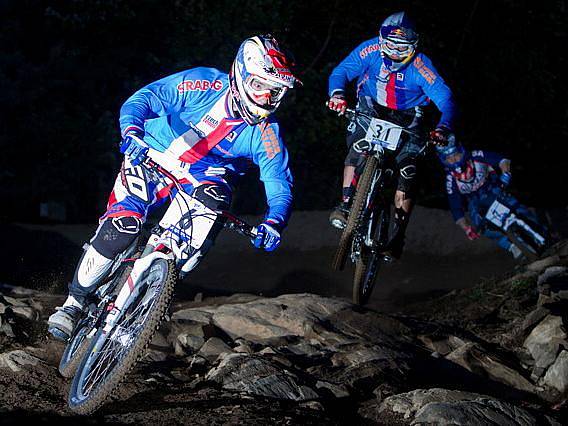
[177,79,223,93]
[261,123,281,159]
[413,56,437,85]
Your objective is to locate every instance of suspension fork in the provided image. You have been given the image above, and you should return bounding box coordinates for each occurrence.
[355,161,385,248]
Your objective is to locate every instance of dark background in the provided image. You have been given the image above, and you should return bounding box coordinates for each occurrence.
[1,0,567,224]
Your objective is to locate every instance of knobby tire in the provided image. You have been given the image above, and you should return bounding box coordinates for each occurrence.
[59,324,91,378]
[68,258,176,415]
[352,209,387,305]
[59,262,136,379]
[332,156,378,271]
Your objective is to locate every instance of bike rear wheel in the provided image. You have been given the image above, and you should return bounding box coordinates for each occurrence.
[59,320,92,378]
[68,258,176,414]
[332,156,378,271]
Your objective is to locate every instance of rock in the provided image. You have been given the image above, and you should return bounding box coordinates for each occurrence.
[526,256,561,273]
[208,293,351,342]
[543,350,568,392]
[446,343,536,393]
[299,401,325,411]
[0,350,43,372]
[537,266,568,286]
[330,344,403,368]
[233,339,253,354]
[197,337,233,362]
[520,307,551,336]
[171,308,213,324]
[379,388,486,419]
[523,315,567,376]
[413,398,549,426]
[537,267,568,305]
[0,295,40,320]
[315,380,350,398]
[174,334,205,356]
[205,353,319,401]
[380,388,559,426]
[418,334,469,356]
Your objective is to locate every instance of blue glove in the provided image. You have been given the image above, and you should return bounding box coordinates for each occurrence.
[252,221,282,252]
[500,172,512,187]
[120,131,148,166]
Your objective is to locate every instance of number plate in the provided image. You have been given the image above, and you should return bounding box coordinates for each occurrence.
[485,199,510,228]
[365,118,402,151]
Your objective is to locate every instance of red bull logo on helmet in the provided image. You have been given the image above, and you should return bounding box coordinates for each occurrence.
[390,28,406,37]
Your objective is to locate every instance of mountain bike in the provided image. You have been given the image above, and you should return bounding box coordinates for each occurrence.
[60,153,256,415]
[481,186,550,262]
[331,108,432,305]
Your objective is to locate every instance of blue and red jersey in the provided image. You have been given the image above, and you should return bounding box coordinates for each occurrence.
[118,67,293,227]
[445,150,508,221]
[328,37,457,130]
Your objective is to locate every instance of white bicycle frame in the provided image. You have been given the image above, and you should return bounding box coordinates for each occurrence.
[484,198,546,246]
[101,150,219,333]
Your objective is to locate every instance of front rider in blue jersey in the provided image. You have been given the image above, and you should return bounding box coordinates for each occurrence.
[327,11,458,259]
[437,140,544,259]
[48,35,301,341]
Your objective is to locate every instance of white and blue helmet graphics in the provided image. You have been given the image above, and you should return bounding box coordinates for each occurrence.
[229,35,300,125]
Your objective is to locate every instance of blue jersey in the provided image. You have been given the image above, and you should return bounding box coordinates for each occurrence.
[119,67,293,226]
[328,37,457,129]
[445,150,507,221]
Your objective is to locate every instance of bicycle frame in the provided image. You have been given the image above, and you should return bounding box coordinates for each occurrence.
[87,155,257,336]
[483,190,546,247]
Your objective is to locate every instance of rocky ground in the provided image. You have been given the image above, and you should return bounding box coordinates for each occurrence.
[2,239,568,424]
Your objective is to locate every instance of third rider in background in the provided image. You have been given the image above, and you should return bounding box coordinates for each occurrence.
[327,11,457,259]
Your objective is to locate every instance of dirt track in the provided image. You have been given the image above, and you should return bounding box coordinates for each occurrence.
[8,207,516,310]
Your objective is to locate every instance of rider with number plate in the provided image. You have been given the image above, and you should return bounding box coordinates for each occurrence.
[48,35,300,341]
[327,11,457,259]
[437,140,541,259]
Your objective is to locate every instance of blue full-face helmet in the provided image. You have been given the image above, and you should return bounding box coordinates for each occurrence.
[436,139,468,172]
[379,12,419,71]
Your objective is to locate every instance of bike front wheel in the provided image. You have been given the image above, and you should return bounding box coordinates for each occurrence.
[353,245,381,306]
[332,156,378,271]
[68,258,176,415]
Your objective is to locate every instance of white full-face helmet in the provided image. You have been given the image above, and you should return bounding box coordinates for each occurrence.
[229,35,300,125]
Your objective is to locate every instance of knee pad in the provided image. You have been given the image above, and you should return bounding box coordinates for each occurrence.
[91,216,142,259]
[397,157,417,195]
[192,184,231,211]
[69,244,114,298]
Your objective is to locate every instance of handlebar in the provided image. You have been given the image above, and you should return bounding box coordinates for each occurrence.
[337,107,439,156]
[140,157,257,239]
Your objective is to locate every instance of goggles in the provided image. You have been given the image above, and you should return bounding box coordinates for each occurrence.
[246,76,287,106]
[443,151,465,166]
[382,38,415,59]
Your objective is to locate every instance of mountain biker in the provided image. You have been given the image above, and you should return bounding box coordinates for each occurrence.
[437,139,543,259]
[48,35,300,341]
[327,11,457,259]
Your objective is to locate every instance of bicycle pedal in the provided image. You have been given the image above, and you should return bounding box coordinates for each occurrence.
[48,326,70,343]
[382,254,395,263]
